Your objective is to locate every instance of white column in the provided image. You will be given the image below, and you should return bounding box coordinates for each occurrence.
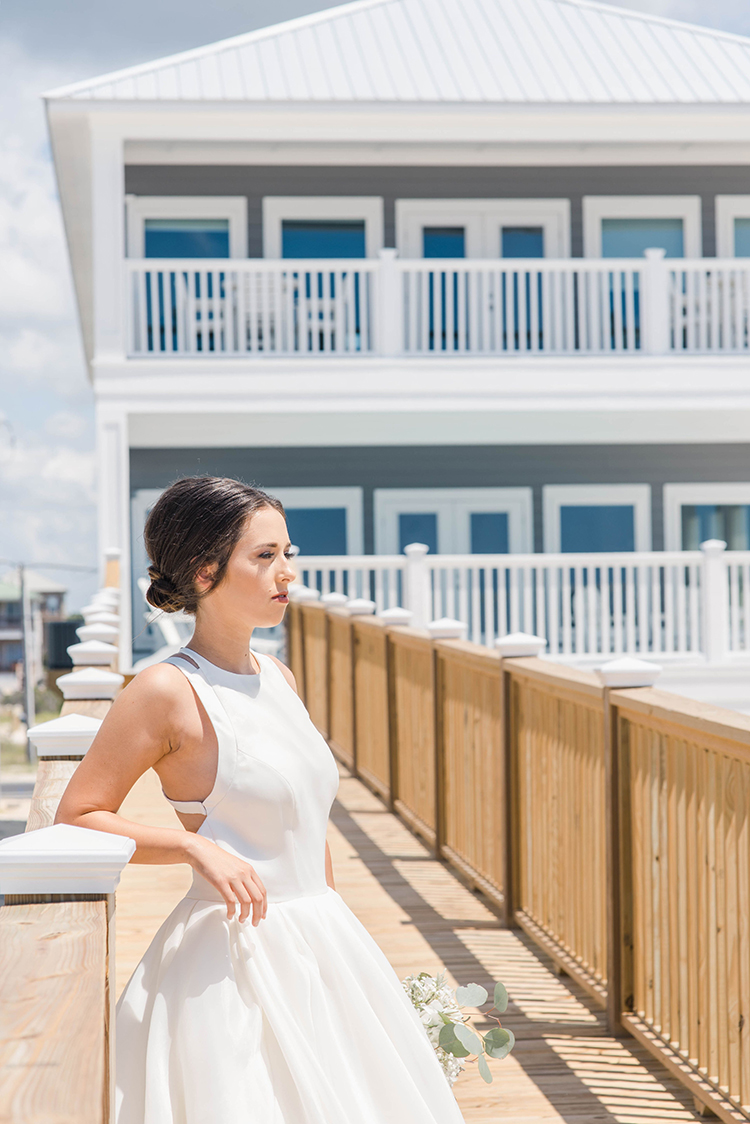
[701,538,729,664]
[91,122,126,364]
[377,249,402,357]
[96,405,131,670]
[641,248,670,355]
[403,542,431,629]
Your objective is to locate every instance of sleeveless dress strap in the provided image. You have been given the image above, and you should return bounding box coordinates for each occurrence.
[160,649,237,817]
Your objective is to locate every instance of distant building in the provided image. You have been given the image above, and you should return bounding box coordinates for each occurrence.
[44,0,750,666]
[0,571,67,681]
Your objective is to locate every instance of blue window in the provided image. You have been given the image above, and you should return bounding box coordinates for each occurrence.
[682,504,750,551]
[423,227,465,258]
[601,218,684,259]
[560,505,635,553]
[470,512,509,554]
[285,508,347,556]
[735,219,750,258]
[399,513,438,556]
[144,218,230,258]
[501,226,544,258]
[281,220,366,258]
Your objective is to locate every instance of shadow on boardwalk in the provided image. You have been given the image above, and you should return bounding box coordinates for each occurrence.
[330,766,703,1124]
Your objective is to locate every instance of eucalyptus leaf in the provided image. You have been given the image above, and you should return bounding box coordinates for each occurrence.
[477,1053,493,1084]
[493,981,509,1014]
[483,1026,516,1060]
[439,1012,455,1025]
[456,983,488,1008]
[454,1023,484,1056]
[439,1023,471,1058]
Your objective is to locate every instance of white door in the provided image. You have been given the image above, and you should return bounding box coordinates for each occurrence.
[374,488,533,555]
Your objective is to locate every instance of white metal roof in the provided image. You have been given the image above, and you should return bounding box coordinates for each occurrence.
[44,0,750,106]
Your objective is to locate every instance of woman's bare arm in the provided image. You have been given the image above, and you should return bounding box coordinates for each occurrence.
[54,664,267,924]
[55,663,199,865]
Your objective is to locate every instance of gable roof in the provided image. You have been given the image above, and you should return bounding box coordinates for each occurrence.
[44,0,750,106]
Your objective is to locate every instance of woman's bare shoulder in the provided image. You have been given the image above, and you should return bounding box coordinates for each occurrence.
[118,661,194,713]
[267,654,298,694]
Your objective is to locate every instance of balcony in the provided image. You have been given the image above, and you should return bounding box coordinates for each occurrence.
[125,250,750,360]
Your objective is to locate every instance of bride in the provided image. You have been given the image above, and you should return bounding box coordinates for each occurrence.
[56,476,466,1124]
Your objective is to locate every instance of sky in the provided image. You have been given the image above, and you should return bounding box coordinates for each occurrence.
[1,0,749,610]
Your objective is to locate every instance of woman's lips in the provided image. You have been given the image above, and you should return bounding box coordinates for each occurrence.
[272,593,289,602]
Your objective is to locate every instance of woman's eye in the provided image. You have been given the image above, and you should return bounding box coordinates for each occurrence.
[284,549,297,559]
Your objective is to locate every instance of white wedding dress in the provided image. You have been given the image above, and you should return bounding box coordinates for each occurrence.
[115,646,466,1123]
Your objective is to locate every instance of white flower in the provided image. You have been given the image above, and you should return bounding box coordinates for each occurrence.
[401,972,468,1086]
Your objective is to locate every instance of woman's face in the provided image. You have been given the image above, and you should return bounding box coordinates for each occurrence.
[196,506,297,629]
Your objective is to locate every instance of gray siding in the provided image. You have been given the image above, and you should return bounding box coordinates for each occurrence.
[124,164,750,258]
[130,443,750,553]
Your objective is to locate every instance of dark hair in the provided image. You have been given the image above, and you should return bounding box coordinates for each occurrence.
[144,476,286,614]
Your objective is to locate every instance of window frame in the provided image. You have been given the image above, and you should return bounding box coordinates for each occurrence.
[262,487,364,555]
[715,196,750,258]
[543,484,652,553]
[125,195,248,258]
[262,197,384,259]
[395,199,571,259]
[374,487,533,555]
[663,483,750,551]
[582,195,702,259]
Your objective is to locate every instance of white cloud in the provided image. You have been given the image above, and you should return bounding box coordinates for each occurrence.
[44,410,88,440]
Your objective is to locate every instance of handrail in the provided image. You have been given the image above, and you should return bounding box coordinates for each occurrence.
[290,597,750,1120]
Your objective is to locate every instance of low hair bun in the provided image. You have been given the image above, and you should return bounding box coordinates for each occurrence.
[146,566,186,613]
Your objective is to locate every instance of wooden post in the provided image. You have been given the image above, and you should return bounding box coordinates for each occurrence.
[433,642,445,861]
[597,657,661,1036]
[500,662,518,929]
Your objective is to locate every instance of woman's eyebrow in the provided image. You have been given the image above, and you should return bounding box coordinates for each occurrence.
[254,542,291,549]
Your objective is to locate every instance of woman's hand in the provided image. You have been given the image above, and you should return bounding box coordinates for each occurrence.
[185,834,268,925]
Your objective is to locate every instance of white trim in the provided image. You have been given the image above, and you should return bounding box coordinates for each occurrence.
[543,484,652,552]
[125,195,247,258]
[262,197,384,259]
[374,487,533,554]
[264,486,364,554]
[582,195,702,258]
[663,483,750,550]
[395,198,570,259]
[715,196,750,258]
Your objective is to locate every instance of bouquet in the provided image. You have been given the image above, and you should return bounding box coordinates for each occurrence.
[401,971,514,1085]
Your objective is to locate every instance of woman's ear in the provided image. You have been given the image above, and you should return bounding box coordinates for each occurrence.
[194,562,218,593]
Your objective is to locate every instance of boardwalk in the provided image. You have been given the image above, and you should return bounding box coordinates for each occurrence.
[115,764,706,1124]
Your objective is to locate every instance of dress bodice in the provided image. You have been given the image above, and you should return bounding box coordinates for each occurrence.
[161,646,340,904]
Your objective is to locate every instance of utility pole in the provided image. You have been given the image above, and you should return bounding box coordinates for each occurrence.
[19,564,36,762]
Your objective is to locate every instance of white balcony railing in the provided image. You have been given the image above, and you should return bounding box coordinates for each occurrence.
[126,249,750,359]
[295,540,750,664]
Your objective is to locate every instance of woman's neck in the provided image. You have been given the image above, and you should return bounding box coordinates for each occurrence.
[187,616,259,675]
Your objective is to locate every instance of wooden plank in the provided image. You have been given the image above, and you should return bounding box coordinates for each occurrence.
[0,900,108,1124]
[612,689,750,757]
[25,760,79,832]
[352,617,390,801]
[300,603,329,737]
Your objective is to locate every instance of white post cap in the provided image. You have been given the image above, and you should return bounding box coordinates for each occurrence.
[76,622,120,645]
[345,598,377,616]
[56,667,124,700]
[82,610,120,627]
[378,606,414,625]
[700,539,728,555]
[427,617,467,640]
[67,639,118,666]
[104,547,121,561]
[288,585,321,602]
[403,542,430,558]
[495,632,547,657]
[0,823,135,895]
[27,713,102,758]
[597,657,662,689]
[320,591,348,605]
[92,591,119,607]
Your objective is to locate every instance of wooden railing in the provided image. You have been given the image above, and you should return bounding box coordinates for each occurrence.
[0,561,127,1124]
[290,597,750,1122]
